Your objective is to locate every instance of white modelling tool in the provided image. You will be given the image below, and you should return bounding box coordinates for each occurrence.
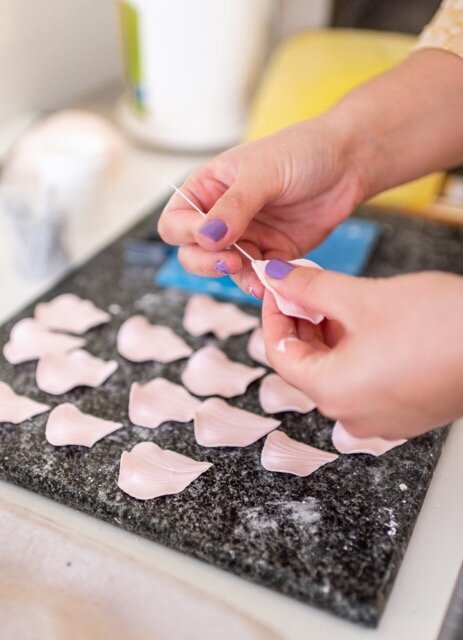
[162,176,255,262]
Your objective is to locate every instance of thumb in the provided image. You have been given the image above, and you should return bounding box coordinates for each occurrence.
[263,259,363,321]
[261,291,330,399]
[195,169,274,252]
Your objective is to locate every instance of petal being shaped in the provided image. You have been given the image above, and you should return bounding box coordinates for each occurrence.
[247,327,269,367]
[129,378,201,429]
[252,259,324,324]
[194,397,280,447]
[3,318,85,364]
[35,293,111,334]
[332,421,407,456]
[181,346,265,398]
[118,442,212,500]
[183,294,259,340]
[36,349,118,395]
[0,382,50,424]
[259,374,316,414]
[117,315,192,363]
[261,431,338,477]
[45,403,122,447]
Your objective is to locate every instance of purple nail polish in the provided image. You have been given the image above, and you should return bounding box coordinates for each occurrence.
[215,259,231,275]
[199,219,228,242]
[265,259,295,279]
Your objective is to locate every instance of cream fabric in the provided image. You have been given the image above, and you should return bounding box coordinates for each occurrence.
[415,0,463,58]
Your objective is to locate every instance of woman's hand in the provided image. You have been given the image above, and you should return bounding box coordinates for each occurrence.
[158,49,463,300]
[158,116,365,297]
[261,262,463,440]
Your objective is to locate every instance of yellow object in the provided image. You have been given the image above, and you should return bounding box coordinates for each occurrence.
[245,29,444,212]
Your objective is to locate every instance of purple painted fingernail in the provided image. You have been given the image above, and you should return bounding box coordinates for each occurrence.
[199,219,228,242]
[215,259,231,275]
[265,259,295,279]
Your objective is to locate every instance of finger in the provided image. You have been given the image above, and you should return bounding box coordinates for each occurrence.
[236,245,296,299]
[162,167,226,214]
[230,265,265,299]
[158,169,228,244]
[264,261,364,322]
[157,207,203,246]
[262,292,330,393]
[178,246,243,278]
[295,316,325,344]
[229,241,296,299]
[194,168,276,251]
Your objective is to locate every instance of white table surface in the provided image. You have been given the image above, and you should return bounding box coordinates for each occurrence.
[0,89,461,640]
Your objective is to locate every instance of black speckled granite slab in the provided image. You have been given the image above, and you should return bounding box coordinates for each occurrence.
[0,207,462,627]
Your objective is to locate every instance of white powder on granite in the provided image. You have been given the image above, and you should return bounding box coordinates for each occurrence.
[277,498,321,528]
[384,507,398,537]
[108,303,121,315]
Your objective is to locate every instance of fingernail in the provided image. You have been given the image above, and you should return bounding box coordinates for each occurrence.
[215,259,231,275]
[265,259,295,279]
[199,219,228,242]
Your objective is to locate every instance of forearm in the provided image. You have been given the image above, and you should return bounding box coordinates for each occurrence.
[328,48,463,200]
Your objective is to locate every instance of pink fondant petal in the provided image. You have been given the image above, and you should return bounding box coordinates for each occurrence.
[247,327,269,367]
[181,345,265,398]
[35,293,111,334]
[332,421,407,456]
[117,315,193,363]
[252,259,324,324]
[183,294,259,340]
[36,349,118,395]
[118,442,212,500]
[0,382,50,424]
[194,397,280,447]
[3,318,85,364]
[129,378,201,429]
[261,431,338,477]
[45,403,122,447]
[117,315,192,363]
[259,373,316,414]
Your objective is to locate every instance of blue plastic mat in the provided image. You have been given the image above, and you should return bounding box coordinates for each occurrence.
[156,218,380,306]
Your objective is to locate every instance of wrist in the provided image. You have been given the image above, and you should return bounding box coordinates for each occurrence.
[323,100,382,204]
[315,108,373,209]
[289,113,370,213]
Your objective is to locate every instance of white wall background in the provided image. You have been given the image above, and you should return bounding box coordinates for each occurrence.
[0,0,331,125]
[278,0,333,39]
[0,0,122,123]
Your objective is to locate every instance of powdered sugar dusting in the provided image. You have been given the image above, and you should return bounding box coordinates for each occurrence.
[383,507,398,537]
[278,497,320,528]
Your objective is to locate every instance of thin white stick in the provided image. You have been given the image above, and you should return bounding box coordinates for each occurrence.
[162,176,255,263]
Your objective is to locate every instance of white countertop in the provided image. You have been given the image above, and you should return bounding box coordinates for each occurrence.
[0,89,461,640]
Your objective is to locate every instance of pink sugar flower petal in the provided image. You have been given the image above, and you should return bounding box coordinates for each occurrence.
[36,349,118,395]
[261,431,338,477]
[252,258,324,324]
[194,397,280,447]
[259,373,316,414]
[181,345,265,398]
[118,442,212,500]
[35,293,111,334]
[117,315,192,363]
[0,382,50,424]
[45,403,122,447]
[3,318,85,364]
[183,294,259,340]
[332,421,407,456]
[129,378,201,429]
